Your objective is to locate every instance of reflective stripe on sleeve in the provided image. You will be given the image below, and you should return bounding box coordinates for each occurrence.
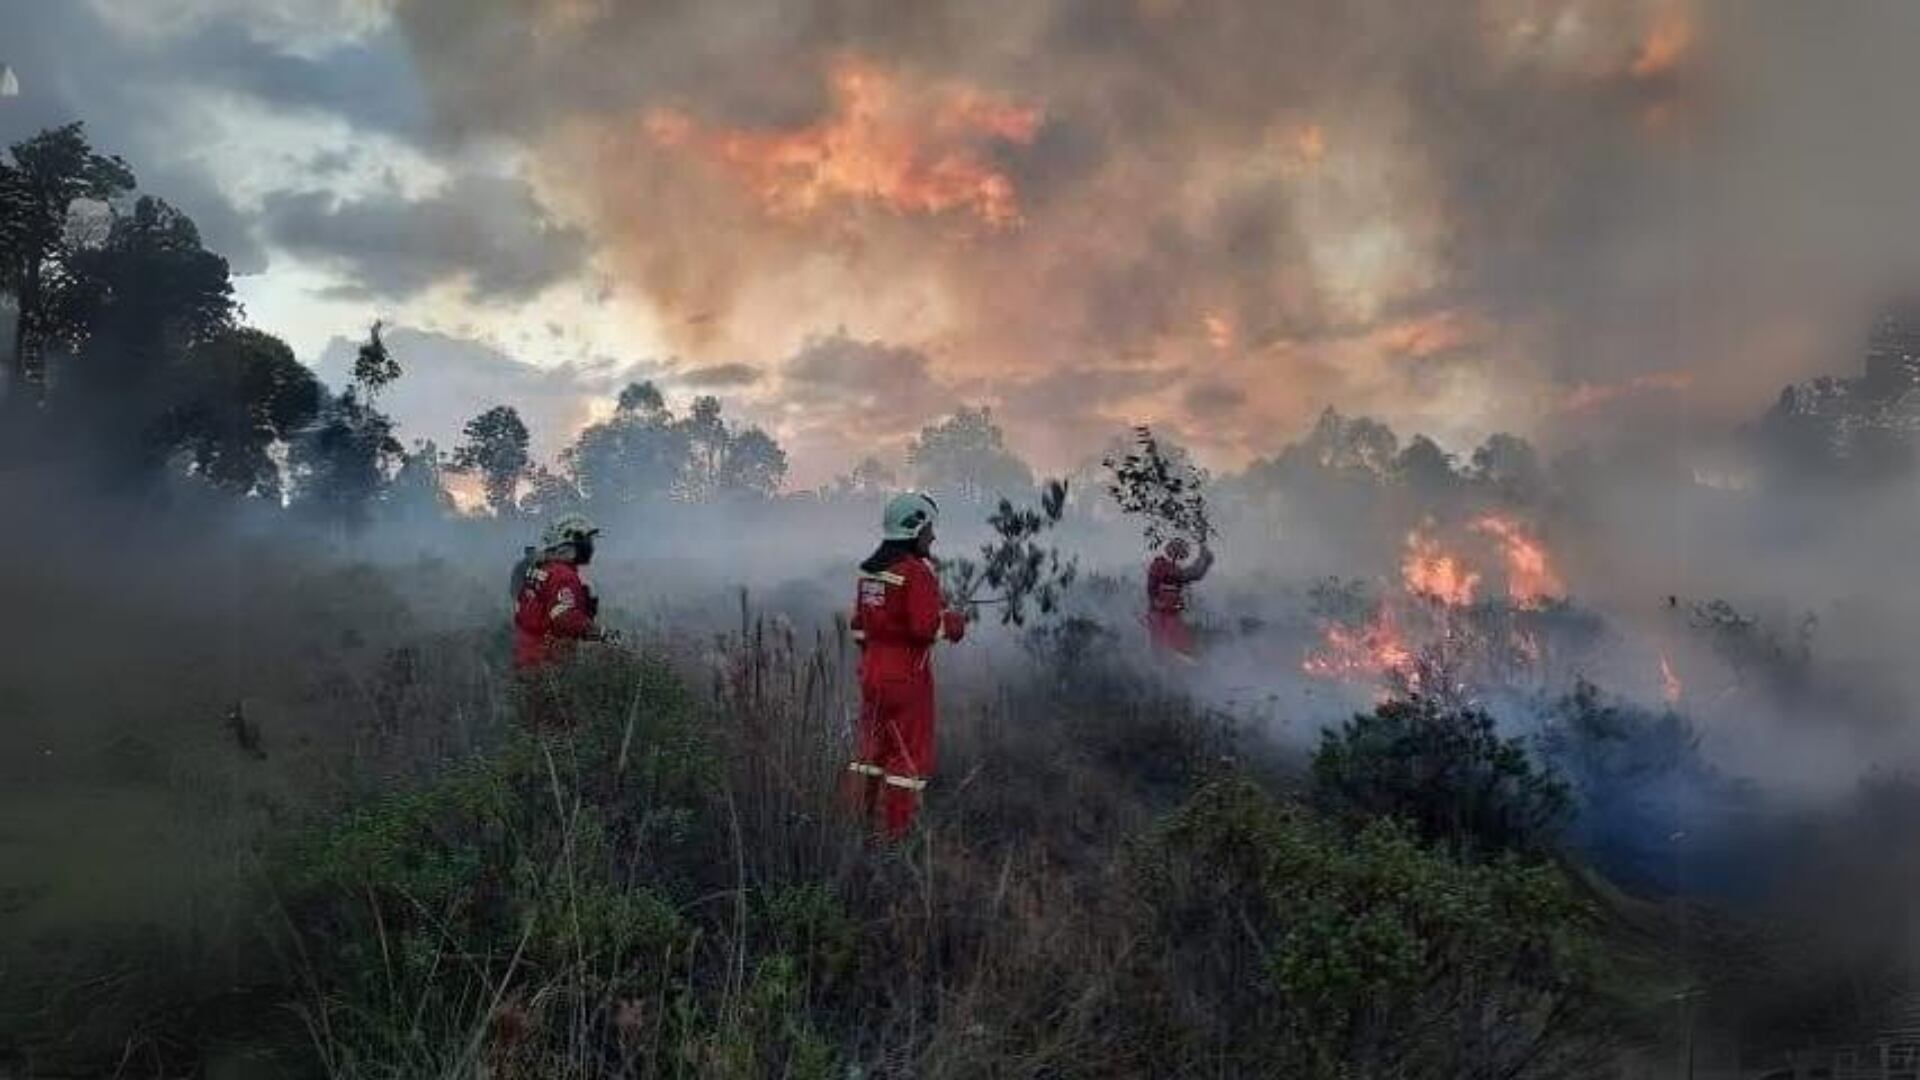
[858,570,907,586]
[847,762,885,777]
[883,774,927,791]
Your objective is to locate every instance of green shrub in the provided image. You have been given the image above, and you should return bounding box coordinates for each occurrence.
[1313,693,1571,859]
[1127,776,1615,1078]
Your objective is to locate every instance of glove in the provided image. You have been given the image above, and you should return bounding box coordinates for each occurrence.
[941,610,968,643]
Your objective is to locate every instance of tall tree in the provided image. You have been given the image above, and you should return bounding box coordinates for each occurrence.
[907,406,1034,502]
[565,380,689,508]
[155,327,320,499]
[833,454,897,498]
[389,439,456,521]
[352,320,400,398]
[451,404,531,516]
[1468,433,1544,504]
[0,123,135,405]
[716,424,789,498]
[68,196,235,399]
[290,323,404,527]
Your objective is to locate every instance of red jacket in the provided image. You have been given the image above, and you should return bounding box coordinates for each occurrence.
[851,554,954,682]
[513,558,597,670]
[1148,556,1188,614]
[1148,549,1213,614]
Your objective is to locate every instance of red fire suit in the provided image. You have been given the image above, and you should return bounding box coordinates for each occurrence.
[513,559,598,671]
[1146,555,1204,661]
[847,553,963,839]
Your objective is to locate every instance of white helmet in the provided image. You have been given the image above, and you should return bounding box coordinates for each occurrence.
[542,512,600,551]
[881,492,938,541]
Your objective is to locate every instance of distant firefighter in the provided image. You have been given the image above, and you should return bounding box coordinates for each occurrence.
[512,514,607,729]
[846,492,967,840]
[514,513,605,671]
[1146,537,1213,661]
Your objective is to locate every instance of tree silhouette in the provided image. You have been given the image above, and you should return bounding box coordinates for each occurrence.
[565,380,689,508]
[451,404,531,516]
[907,406,1033,502]
[0,123,135,406]
[352,320,400,398]
[290,323,404,527]
[155,327,320,499]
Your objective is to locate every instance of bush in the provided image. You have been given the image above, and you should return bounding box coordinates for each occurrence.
[1126,777,1616,1078]
[1313,693,1572,859]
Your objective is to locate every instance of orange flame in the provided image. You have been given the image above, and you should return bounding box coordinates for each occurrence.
[1631,14,1692,80]
[1295,123,1326,165]
[1402,525,1480,607]
[1203,311,1235,350]
[1470,514,1565,607]
[1661,655,1683,706]
[1303,611,1412,678]
[643,56,1040,229]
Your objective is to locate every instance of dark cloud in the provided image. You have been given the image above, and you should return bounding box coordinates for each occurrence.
[259,175,587,301]
[311,325,663,460]
[770,331,961,469]
[169,21,429,139]
[782,332,943,420]
[1184,380,1247,418]
[675,362,763,389]
[0,1,428,280]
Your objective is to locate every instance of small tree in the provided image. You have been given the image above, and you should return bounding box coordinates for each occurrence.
[1104,424,1214,551]
[939,479,1079,626]
[452,404,532,517]
[352,320,400,398]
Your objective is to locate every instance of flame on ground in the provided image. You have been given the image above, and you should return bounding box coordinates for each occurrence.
[643,56,1040,229]
[1661,654,1683,706]
[1303,611,1412,679]
[1471,514,1565,607]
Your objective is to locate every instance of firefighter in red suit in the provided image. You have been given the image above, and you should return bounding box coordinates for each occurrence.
[847,492,967,840]
[513,513,606,726]
[1146,537,1213,662]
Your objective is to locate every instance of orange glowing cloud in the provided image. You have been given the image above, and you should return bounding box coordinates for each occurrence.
[1203,311,1235,350]
[1559,370,1694,413]
[1370,309,1485,359]
[1295,122,1326,166]
[1631,13,1692,79]
[642,56,1041,229]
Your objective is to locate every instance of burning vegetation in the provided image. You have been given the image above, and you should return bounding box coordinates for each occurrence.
[8,11,1920,1072]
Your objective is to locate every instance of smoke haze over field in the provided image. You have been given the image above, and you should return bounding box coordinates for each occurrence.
[20,3,1920,1070]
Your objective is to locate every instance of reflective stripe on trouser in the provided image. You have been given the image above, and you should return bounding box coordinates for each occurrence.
[850,674,934,838]
[846,761,884,778]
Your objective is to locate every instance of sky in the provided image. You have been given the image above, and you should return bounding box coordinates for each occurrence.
[7,0,1920,485]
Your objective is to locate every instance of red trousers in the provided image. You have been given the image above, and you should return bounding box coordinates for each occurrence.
[1147,610,1197,661]
[845,673,934,839]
